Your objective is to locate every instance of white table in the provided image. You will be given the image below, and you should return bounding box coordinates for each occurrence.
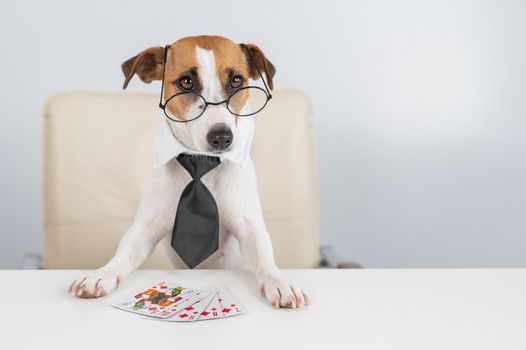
[1,269,525,349]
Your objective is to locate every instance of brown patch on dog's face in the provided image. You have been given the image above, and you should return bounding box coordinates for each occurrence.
[161,40,201,120]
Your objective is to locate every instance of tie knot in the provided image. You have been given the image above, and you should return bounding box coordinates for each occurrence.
[177,154,221,180]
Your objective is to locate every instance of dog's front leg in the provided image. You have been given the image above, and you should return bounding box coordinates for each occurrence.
[232,200,309,309]
[68,220,166,298]
[69,167,177,298]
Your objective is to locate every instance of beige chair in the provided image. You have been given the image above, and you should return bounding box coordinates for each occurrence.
[43,89,320,269]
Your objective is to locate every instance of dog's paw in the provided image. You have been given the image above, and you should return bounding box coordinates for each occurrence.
[259,277,309,309]
[68,270,122,299]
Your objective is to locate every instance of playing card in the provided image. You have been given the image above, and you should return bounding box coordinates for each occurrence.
[216,286,244,318]
[112,281,194,317]
[113,283,245,322]
[196,293,223,321]
[154,286,218,319]
[160,288,218,322]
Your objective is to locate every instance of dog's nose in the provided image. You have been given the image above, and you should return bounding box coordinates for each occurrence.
[207,124,233,150]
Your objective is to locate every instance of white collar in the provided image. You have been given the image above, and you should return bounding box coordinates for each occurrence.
[154,115,255,168]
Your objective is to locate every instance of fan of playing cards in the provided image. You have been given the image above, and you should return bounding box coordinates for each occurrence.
[112,282,243,322]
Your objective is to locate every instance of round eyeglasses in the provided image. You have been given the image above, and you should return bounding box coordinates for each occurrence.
[158,44,272,123]
[161,86,269,123]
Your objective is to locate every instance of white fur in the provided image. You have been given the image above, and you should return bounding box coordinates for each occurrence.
[68,47,308,308]
[195,47,223,102]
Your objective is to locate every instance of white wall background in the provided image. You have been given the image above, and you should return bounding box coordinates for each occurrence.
[0,0,525,268]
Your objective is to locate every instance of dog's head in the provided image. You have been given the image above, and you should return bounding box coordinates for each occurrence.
[121,35,275,154]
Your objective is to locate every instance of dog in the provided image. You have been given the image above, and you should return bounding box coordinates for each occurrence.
[68,35,308,308]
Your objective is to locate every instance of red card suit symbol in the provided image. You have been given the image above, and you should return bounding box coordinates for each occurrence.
[201,311,210,316]
[185,306,194,311]
[178,313,188,318]
[222,308,231,313]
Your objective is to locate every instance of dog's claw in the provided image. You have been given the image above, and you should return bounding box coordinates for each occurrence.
[303,291,309,305]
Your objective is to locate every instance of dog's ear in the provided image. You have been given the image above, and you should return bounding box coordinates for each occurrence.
[121,46,164,89]
[243,44,276,90]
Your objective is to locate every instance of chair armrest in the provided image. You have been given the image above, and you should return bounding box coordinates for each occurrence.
[319,245,362,268]
[20,253,43,269]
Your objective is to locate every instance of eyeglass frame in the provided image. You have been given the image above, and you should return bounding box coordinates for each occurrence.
[158,43,273,123]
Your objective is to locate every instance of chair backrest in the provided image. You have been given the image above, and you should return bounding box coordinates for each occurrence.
[43,89,319,269]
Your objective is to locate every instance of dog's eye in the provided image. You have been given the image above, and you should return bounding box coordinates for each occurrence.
[230,75,244,89]
[179,76,194,91]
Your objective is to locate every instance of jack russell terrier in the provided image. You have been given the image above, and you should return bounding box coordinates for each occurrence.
[68,35,308,308]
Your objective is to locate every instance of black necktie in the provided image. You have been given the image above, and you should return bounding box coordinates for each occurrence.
[171,154,221,269]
